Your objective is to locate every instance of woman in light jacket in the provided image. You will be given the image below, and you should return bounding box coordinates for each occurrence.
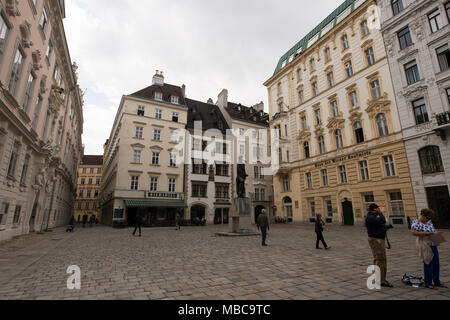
[411,209,447,290]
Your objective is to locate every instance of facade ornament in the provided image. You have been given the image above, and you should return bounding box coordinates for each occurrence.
[326,116,346,133]
[72,62,79,83]
[48,84,65,114]
[19,21,33,48]
[402,85,428,101]
[297,129,311,142]
[365,93,391,117]
[349,109,363,124]
[40,75,48,94]
[32,50,42,71]
[5,0,20,16]
[411,18,425,42]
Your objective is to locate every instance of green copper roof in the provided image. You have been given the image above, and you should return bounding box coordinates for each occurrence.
[272,0,368,76]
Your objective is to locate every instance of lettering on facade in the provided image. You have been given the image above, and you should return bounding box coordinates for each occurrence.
[147,192,181,200]
[314,151,372,168]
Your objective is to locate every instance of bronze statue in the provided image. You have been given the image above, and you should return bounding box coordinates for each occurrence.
[236,156,248,198]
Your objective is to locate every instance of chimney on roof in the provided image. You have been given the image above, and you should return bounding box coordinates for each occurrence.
[207,98,214,104]
[182,84,186,98]
[253,101,265,112]
[217,89,228,109]
[152,70,164,86]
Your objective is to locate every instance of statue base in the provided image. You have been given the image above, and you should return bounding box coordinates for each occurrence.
[228,197,254,234]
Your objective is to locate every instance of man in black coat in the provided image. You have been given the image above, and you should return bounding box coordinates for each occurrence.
[133,215,143,237]
[315,213,330,250]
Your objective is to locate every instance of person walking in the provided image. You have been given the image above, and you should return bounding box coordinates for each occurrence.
[175,212,181,231]
[365,204,393,288]
[257,209,270,246]
[89,215,95,227]
[82,213,88,228]
[315,213,330,250]
[133,214,143,237]
[411,209,447,290]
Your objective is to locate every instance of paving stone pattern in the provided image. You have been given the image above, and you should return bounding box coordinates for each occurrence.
[0,224,449,300]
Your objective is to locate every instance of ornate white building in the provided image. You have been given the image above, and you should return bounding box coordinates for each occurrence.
[0,0,84,241]
[379,0,450,228]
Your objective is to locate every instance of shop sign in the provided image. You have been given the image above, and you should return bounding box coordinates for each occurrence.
[314,151,372,168]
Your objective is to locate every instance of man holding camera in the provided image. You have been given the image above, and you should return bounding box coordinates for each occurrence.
[365,204,393,288]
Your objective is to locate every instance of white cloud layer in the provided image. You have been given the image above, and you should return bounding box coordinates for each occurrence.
[63,0,345,155]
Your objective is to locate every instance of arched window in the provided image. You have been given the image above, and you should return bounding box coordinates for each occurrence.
[283,197,293,222]
[335,129,343,149]
[376,113,389,137]
[419,146,444,174]
[354,122,365,144]
[303,141,310,159]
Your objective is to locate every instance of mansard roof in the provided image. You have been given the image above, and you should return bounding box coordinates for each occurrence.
[186,98,230,134]
[129,83,187,107]
[225,102,269,127]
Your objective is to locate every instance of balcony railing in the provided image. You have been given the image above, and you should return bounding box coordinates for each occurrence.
[436,111,450,126]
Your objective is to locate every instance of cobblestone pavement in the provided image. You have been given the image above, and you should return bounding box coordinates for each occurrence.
[0,224,449,300]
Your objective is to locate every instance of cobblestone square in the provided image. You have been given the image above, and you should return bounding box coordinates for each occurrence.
[0,224,449,300]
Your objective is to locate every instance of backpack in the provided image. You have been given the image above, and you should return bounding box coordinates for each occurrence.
[402,274,423,287]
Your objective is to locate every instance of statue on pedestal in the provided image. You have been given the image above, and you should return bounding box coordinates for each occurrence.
[236,156,248,198]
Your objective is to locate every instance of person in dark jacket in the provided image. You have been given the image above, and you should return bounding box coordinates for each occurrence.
[82,213,88,228]
[365,203,393,288]
[133,215,143,237]
[315,213,330,250]
[257,209,270,246]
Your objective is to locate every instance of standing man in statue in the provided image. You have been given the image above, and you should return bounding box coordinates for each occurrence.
[257,209,270,246]
[236,156,248,198]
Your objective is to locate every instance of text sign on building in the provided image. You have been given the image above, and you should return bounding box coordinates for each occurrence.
[314,151,372,168]
[147,192,182,200]
[113,209,124,219]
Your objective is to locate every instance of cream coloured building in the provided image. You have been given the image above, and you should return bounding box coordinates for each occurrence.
[0,0,83,241]
[264,0,416,226]
[100,72,187,227]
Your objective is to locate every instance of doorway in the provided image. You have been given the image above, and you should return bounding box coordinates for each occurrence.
[426,186,450,229]
[191,205,206,221]
[342,200,354,226]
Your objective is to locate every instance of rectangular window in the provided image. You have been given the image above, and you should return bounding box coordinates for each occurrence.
[153,129,161,141]
[345,61,353,78]
[155,109,162,119]
[384,155,396,177]
[192,183,207,198]
[297,69,302,81]
[314,109,322,125]
[324,198,333,218]
[133,150,142,164]
[318,136,325,154]
[282,175,290,192]
[96,179,100,185]
[216,164,229,177]
[0,15,9,60]
[437,44,449,72]
[151,151,160,165]
[169,153,177,167]
[32,96,42,131]
[172,112,179,122]
[398,27,413,50]
[254,166,263,179]
[87,190,91,198]
[8,49,24,96]
[135,127,143,139]
[301,116,307,131]
[154,92,163,101]
[0,202,9,225]
[361,20,369,37]
[404,60,420,85]
[349,91,358,109]
[327,72,334,88]
[312,82,318,97]
[7,141,20,179]
[168,178,176,192]
[305,172,312,189]
[97,168,102,174]
[363,193,375,213]
[150,177,158,191]
[299,90,304,104]
[342,35,349,50]
[412,98,429,125]
[130,176,139,190]
[365,47,375,66]
[309,199,316,218]
[39,7,48,31]
[46,41,52,60]
[22,73,36,112]
[81,178,85,185]
[20,154,30,186]
[446,2,450,22]
[389,192,404,216]
[321,169,328,187]
[88,178,93,185]
[359,160,369,181]
[310,59,315,71]
[171,96,179,104]
[339,165,347,184]
[370,80,381,100]
[392,0,404,16]
[90,168,94,174]
[331,100,339,117]
[137,105,145,116]
[325,48,331,62]
[428,9,443,33]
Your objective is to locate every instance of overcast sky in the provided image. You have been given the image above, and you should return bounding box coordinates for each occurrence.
[63,0,344,155]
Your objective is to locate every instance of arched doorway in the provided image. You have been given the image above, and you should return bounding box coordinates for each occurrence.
[190,205,206,221]
[254,205,266,223]
[342,200,354,226]
[283,197,293,223]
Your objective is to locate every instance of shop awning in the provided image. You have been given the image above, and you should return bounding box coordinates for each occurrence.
[124,200,187,208]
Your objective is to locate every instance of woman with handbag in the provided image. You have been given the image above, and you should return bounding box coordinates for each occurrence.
[411,209,447,290]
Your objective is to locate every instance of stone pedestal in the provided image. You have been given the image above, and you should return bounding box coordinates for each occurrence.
[229,197,253,233]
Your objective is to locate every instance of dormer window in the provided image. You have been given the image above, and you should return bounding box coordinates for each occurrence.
[171,96,179,104]
[154,91,163,101]
[172,112,179,123]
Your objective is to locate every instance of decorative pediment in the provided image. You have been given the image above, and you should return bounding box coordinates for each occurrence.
[349,109,363,124]
[324,65,334,73]
[361,39,374,49]
[310,75,318,82]
[327,93,338,101]
[32,50,42,71]
[326,117,345,133]
[345,83,357,92]
[19,21,33,48]
[5,0,20,16]
[314,125,324,136]
[150,145,163,151]
[365,94,391,118]
[401,85,428,101]
[366,71,379,81]
[297,130,311,142]
[341,52,352,62]
[131,143,145,149]
[312,102,321,111]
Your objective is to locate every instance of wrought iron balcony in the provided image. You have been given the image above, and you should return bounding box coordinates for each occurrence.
[436,111,450,127]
